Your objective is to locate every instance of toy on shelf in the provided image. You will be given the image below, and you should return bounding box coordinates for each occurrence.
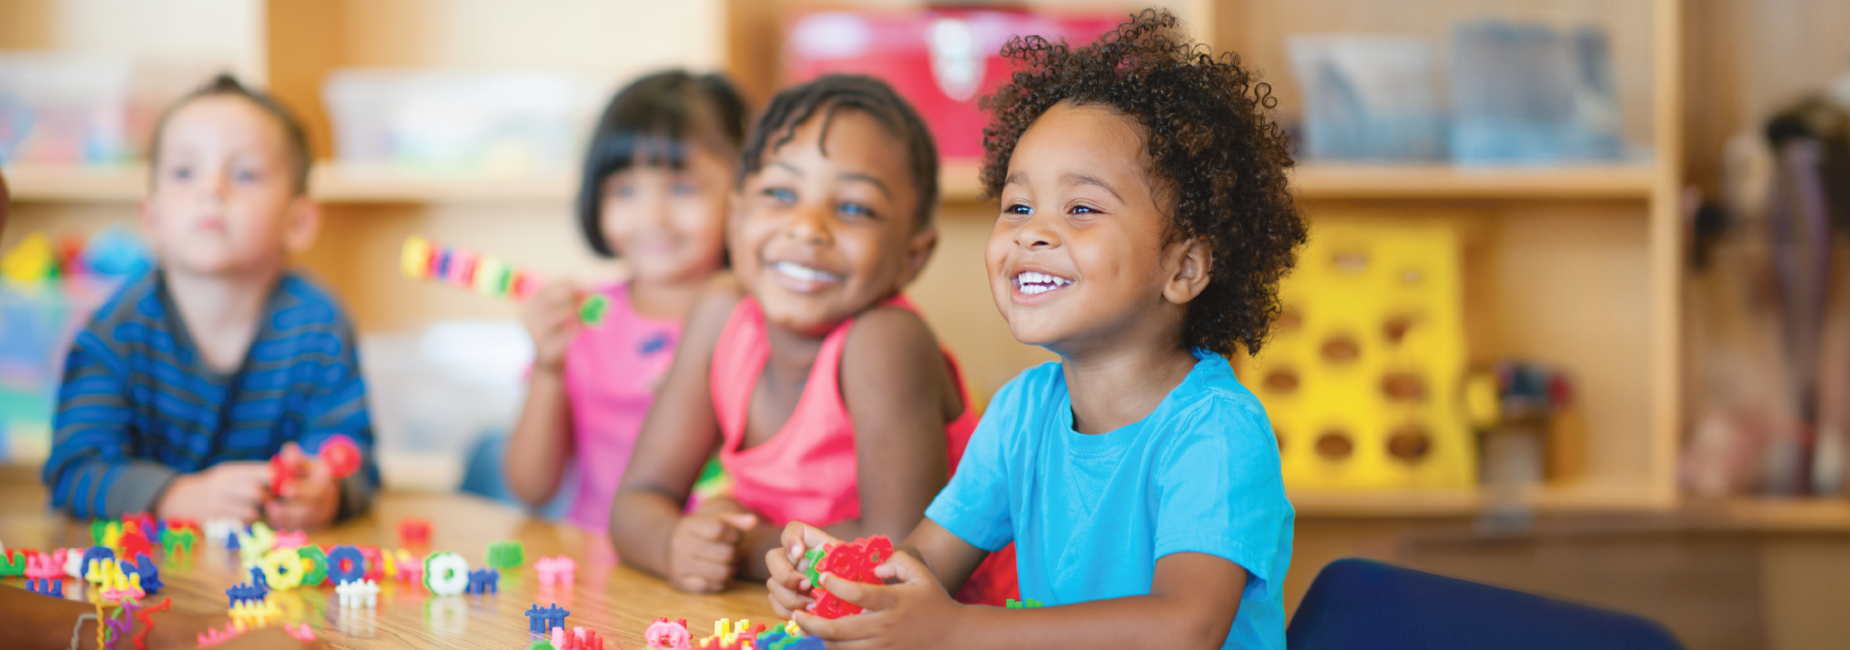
[535,555,577,587]
[487,540,526,569]
[466,567,499,594]
[645,618,692,650]
[424,552,471,596]
[805,535,894,619]
[336,579,380,608]
[398,518,431,546]
[525,603,571,634]
[1242,221,1475,490]
[270,434,363,498]
[696,618,766,650]
[401,236,609,326]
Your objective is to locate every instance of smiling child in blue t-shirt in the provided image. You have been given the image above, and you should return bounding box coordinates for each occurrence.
[763,10,1308,650]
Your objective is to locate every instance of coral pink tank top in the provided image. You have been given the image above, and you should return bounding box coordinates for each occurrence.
[710,295,976,526]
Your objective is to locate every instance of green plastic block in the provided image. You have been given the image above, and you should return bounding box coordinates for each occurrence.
[486,540,525,569]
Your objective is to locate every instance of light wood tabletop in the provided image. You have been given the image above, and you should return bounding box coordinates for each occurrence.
[0,483,780,649]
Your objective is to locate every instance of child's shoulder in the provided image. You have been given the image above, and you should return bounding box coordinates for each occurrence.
[271,271,356,332]
[1163,352,1275,448]
[86,269,165,330]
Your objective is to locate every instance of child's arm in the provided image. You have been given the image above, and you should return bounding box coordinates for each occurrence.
[44,335,267,521]
[270,315,376,529]
[503,280,582,507]
[609,276,751,593]
[731,307,961,580]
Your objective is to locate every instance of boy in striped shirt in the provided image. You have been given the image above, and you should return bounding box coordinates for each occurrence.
[42,75,376,528]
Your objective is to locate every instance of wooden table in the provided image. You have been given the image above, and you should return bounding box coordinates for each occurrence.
[0,484,778,649]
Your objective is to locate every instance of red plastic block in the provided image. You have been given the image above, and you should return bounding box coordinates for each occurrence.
[398,518,431,546]
[807,535,894,619]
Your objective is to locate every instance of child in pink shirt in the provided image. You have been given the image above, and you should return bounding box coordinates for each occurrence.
[502,70,748,531]
[609,75,1015,603]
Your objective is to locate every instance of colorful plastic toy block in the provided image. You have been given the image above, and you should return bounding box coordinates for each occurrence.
[1242,221,1475,490]
[270,435,363,500]
[336,579,380,608]
[127,553,162,595]
[487,540,526,569]
[525,603,571,634]
[326,545,366,584]
[644,618,691,650]
[202,518,241,548]
[424,552,471,597]
[0,549,29,576]
[535,555,577,587]
[466,567,499,594]
[229,597,281,627]
[394,549,424,584]
[696,618,765,650]
[117,529,151,560]
[80,546,115,576]
[296,545,328,587]
[552,625,605,650]
[807,535,894,619]
[25,549,64,580]
[401,236,607,325]
[272,529,308,550]
[159,527,196,555]
[1006,598,1044,609]
[63,547,86,578]
[25,577,62,597]
[226,582,267,608]
[359,546,385,580]
[398,518,431,546]
[260,547,306,590]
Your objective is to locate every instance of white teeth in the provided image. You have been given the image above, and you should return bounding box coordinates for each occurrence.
[775,261,840,283]
[1012,270,1072,295]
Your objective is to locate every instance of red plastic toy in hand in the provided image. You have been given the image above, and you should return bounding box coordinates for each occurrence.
[271,435,363,496]
[809,535,895,619]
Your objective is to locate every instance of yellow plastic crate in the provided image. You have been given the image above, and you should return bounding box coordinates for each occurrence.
[1245,221,1475,490]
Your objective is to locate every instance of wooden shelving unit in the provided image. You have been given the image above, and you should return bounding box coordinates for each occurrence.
[1289,163,1658,201]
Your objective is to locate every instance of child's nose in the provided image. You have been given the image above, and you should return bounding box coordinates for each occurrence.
[782,204,834,245]
[1013,214,1059,250]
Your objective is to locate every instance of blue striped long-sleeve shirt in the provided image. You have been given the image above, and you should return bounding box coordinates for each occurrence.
[43,269,379,520]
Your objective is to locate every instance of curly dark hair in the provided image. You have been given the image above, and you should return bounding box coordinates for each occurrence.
[739,74,940,230]
[979,9,1307,356]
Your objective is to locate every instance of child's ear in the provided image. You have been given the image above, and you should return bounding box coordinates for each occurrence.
[1162,237,1213,305]
[897,226,939,287]
[281,196,323,256]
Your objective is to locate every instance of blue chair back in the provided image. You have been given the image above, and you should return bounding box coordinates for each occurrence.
[1287,558,1683,650]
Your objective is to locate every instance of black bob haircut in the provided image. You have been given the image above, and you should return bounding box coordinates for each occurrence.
[150,73,312,195]
[577,70,749,258]
[737,74,940,230]
[978,9,1307,357]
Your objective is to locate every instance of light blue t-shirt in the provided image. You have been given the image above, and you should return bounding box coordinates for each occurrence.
[925,350,1294,649]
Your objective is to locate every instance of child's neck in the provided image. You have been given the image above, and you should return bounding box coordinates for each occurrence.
[628,275,707,321]
[164,264,283,375]
[1059,334,1198,435]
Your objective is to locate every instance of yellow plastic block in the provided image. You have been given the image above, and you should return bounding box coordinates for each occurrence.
[1243,221,1475,490]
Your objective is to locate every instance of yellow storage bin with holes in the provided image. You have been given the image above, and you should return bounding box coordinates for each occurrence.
[1244,221,1475,490]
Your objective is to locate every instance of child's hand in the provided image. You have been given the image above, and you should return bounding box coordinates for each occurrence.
[155,461,272,523]
[792,550,961,649]
[667,512,758,593]
[766,522,844,617]
[520,280,583,372]
[264,443,341,530]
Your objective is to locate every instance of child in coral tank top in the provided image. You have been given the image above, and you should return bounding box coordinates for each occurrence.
[609,75,1014,603]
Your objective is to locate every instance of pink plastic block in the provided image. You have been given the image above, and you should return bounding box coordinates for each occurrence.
[272,530,309,550]
[535,555,577,587]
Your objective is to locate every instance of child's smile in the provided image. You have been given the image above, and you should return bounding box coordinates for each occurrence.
[988,101,1191,355]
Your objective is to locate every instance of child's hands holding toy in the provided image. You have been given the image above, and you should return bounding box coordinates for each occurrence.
[767,522,840,616]
[667,511,758,593]
[155,461,271,523]
[788,538,962,650]
[264,442,341,529]
[520,279,584,373]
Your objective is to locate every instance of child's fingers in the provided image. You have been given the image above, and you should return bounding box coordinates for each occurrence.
[780,522,840,562]
[685,537,739,565]
[872,548,934,584]
[766,574,815,615]
[818,572,898,612]
[790,610,862,643]
[720,513,758,531]
[765,546,806,589]
[672,558,732,593]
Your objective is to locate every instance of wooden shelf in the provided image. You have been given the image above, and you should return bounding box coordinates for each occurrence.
[1291,163,1658,201]
[3,164,147,202]
[1290,481,1676,518]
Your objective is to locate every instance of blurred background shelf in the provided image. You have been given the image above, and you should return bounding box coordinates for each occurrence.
[1291,163,1659,201]
[1289,481,1676,518]
[3,164,147,203]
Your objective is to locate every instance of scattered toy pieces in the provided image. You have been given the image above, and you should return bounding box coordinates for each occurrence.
[282,622,317,643]
[272,529,309,550]
[402,236,607,325]
[336,579,380,608]
[466,567,499,595]
[553,625,606,650]
[25,549,64,580]
[696,618,765,650]
[226,581,268,608]
[327,545,366,584]
[259,547,306,590]
[398,518,431,546]
[127,553,162,595]
[487,540,526,569]
[1006,598,1044,609]
[229,596,281,627]
[25,577,63,597]
[0,548,29,576]
[271,434,364,497]
[424,552,471,597]
[359,546,386,580]
[394,549,424,584]
[295,545,328,587]
[535,555,577,587]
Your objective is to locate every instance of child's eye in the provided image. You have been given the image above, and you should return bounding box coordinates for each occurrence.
[671,181,699,197]
[608,184,637,199]
[171,166,193,182]
[234,167,262,184]
[1003,203,1032,215]
[837,202,878,220]
[1069,204,1100,215]
[761,187,796,204]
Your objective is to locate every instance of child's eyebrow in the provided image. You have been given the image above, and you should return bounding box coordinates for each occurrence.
[769,161,805,176]
[1061,172,1124,203]
[838,173,894,201]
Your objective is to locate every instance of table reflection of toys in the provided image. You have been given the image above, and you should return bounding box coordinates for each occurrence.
[0,486,780,649]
